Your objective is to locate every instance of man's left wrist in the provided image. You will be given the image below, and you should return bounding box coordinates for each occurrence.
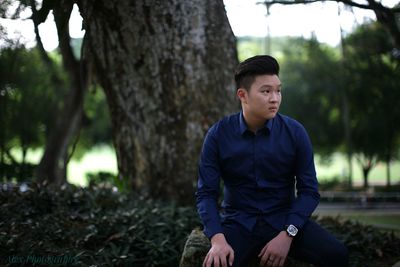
[285,224,298,237]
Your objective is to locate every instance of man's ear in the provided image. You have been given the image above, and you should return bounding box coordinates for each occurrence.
[237,88,247,103]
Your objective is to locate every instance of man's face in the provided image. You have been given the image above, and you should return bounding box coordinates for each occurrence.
[238,74,282,121]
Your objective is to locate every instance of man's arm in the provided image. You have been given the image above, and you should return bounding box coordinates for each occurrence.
[196,125,233,267]
[196,125,223,238]
[258,124,320,267]
[196,125,234,267]
[286,124,320,229]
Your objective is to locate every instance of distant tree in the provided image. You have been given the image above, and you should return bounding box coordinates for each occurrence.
[26,0,88,185]
[2,0,86,184]
[0,46,63,180]
[279,37,343,155]
[344,22,400,187]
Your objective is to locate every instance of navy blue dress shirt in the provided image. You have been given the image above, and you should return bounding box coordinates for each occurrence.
[196,112,320,239]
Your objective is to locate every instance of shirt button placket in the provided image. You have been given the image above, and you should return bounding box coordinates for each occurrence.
[254,133,260,187]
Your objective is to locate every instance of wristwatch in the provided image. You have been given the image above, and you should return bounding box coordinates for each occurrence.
[286,224,298,237]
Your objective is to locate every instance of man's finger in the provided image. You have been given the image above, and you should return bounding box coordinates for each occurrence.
[258,244,268,257]
[278,257,285,267]
[213,256,220,267]
[271,257,279,267]
[259,251,270,267]
[220,254,228,267]
[203,253,209,267]
[228,249,235,266]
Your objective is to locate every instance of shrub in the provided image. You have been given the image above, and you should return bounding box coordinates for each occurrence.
[0,182,200,266]
[315,216,400,267]
[0,183,399,266]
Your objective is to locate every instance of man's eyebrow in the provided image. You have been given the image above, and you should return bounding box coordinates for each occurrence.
[258,84,282,89]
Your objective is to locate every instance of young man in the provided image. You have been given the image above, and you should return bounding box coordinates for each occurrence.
[196,55,348,267]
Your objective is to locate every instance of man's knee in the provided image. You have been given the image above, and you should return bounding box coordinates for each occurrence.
[320,239,349,267]
[333,241,349,265]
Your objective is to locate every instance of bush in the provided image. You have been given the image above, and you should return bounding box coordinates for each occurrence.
[0,183,399,266]
[315,216,400,267]
[0,182,200,266]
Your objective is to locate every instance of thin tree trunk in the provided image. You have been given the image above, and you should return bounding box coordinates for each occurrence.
[362,166,370,188]
[34,0,87,185]
[77,0,238,203]
[0,95,6,180]
[385,144,391,187]
[338,5,353,188]
[342,91,353,188]
[386,159,391,187]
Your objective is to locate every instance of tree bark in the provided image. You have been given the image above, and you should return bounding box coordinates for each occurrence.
[77,0,238,203]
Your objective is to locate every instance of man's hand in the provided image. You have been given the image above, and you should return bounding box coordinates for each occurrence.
[203,233,234,267]
[258,231,293,267]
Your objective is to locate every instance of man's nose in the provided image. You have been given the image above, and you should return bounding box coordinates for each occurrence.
[269,92,279,102]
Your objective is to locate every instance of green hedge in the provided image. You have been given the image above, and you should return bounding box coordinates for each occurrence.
[1,183,399,266]
[0,183,200,266]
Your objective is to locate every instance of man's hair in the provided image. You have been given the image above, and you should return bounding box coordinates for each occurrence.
[234,55,280,90]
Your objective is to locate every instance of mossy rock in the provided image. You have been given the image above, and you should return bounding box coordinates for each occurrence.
[180,229,312,267]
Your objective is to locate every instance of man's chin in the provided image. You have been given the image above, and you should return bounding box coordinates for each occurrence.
[265,112,277,120]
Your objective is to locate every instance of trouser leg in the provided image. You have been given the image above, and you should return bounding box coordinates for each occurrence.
[289,219,349,267]
[222,218,278,267]
[222,220,255,267]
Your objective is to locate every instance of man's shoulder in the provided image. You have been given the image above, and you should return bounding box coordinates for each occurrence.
[276,113,304,130]
[209,112,240,133]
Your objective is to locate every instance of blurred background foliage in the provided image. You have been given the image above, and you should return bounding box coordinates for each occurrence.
[3,21,399,191]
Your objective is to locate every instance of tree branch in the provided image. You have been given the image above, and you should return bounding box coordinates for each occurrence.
[261,0,400,12]
[260,0,400,49]
[29,0,63,86]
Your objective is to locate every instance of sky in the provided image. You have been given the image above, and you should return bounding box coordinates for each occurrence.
[224,0,377,46]
[0,0,398,50]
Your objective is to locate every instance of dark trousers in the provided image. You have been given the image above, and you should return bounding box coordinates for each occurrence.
[222,218,349,267]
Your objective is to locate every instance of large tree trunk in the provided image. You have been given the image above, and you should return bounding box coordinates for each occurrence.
[77,0,238,203]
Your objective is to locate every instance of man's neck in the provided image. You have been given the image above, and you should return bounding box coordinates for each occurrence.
[242,110,265,133]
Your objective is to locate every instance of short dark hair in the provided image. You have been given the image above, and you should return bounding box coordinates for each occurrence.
[234,55,280,90]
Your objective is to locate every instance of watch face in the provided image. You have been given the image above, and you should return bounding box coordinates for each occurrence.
[287,224,298,237]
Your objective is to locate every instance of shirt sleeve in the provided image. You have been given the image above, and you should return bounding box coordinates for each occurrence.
[285,124,320,230]
[195,125,223,239]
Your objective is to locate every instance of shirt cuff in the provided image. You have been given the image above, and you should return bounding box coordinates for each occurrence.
[203,224,224,240]
[285,213,308,230]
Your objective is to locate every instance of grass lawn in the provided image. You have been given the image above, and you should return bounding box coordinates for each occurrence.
[315,153,400,187]
[12,147,400,187]
[315,206,400,236]
[340,213,400,232]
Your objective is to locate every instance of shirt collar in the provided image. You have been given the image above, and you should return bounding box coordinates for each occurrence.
[239,111,273,135]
